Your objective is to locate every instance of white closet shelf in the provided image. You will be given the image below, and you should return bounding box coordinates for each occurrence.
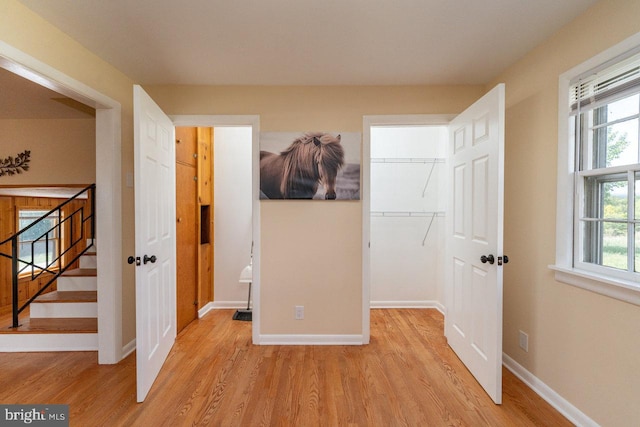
[371,157,445,163]
[371,211,444,245]
[371,158,444,196]
[371,211,445,217]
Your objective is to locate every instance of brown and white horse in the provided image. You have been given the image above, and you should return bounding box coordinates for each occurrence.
[260,132,344,199]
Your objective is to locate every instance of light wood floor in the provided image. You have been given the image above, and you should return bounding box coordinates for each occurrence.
[0,309,571,426]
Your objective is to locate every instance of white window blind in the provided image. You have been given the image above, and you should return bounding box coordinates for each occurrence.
[570,51,640,114]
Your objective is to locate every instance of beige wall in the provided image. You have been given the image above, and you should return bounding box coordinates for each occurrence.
[1,0,136,345]
[489,0,640,425]
[0,119,95,185]
[146,85,485,334]
[5,0,638,423]
[1,0,485,345]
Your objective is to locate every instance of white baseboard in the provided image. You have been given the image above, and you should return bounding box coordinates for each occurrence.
[258,334,363,345]
[371,300,445,314]
[198,302,215,318]
[210,301,249,309]
[502,353,598,427]
[0,333,98,352]
[199,301,250,318]
[121,338,136,359]
[213,301,249,309]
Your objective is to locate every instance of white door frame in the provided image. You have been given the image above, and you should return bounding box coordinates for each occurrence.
[171,115,261,344]
[362,114,454,343]
[0,41,122,364]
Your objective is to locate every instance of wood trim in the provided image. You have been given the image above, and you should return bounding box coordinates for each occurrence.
[0,184,91,189]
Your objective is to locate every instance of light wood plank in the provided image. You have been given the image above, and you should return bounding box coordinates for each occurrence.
[61,268,97,277]
[0,309,572,426]
[1,317,97,333]
[33,290,97,303]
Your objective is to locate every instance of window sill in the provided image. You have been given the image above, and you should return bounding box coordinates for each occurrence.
[18,269,58,280]
[549,265,640,307]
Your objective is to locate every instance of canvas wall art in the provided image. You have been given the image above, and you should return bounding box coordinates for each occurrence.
[260,131,360,200]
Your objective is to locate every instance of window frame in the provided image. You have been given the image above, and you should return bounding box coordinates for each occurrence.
[552,33,640,307]
[574,100,639,278]
[16,207,61,277]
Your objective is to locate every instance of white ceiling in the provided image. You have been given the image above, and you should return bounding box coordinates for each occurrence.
[17,0,598,86]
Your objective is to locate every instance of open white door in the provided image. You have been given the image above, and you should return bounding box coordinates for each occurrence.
[133,85,177,402]
[445,84,505,404]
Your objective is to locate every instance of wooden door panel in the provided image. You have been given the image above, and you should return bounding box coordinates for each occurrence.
[197,127,213,205]
[197,127,214,307]
[0,197,14,307]
[176,162,198,332]
[175,127,197,167]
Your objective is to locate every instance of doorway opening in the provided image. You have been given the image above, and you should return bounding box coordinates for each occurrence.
[171,116,260,344]
[0,42,122,364]
[362,115,452,343]
[175,126,253,333]
[363,86,506,404]
[175,126,212,333]
[369,125,447,311]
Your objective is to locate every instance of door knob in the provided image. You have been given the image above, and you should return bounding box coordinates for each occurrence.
[127,256,141,266]
[498,255,509,265]
[143,254,157,264]
[480,254,495,264]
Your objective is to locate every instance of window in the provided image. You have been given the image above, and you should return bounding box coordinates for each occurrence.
[575,92,639,277]
[553,38,640,306]
[17,209,60,274]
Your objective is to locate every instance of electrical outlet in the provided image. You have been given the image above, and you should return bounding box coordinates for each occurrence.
[519,330,529,352]
[295,305,304,320]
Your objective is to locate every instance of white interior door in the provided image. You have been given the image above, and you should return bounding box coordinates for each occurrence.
[133,85,177,402]
[445,84,505,404]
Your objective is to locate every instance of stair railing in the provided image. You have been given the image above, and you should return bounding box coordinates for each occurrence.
[0,184,95,328]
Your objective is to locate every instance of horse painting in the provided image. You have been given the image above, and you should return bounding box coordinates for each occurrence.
[260,132,345,199]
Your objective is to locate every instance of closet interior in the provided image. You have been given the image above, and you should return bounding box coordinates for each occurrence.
[370,125,447,307]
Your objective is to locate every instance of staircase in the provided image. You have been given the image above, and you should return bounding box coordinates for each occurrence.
[0,248,99,352]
